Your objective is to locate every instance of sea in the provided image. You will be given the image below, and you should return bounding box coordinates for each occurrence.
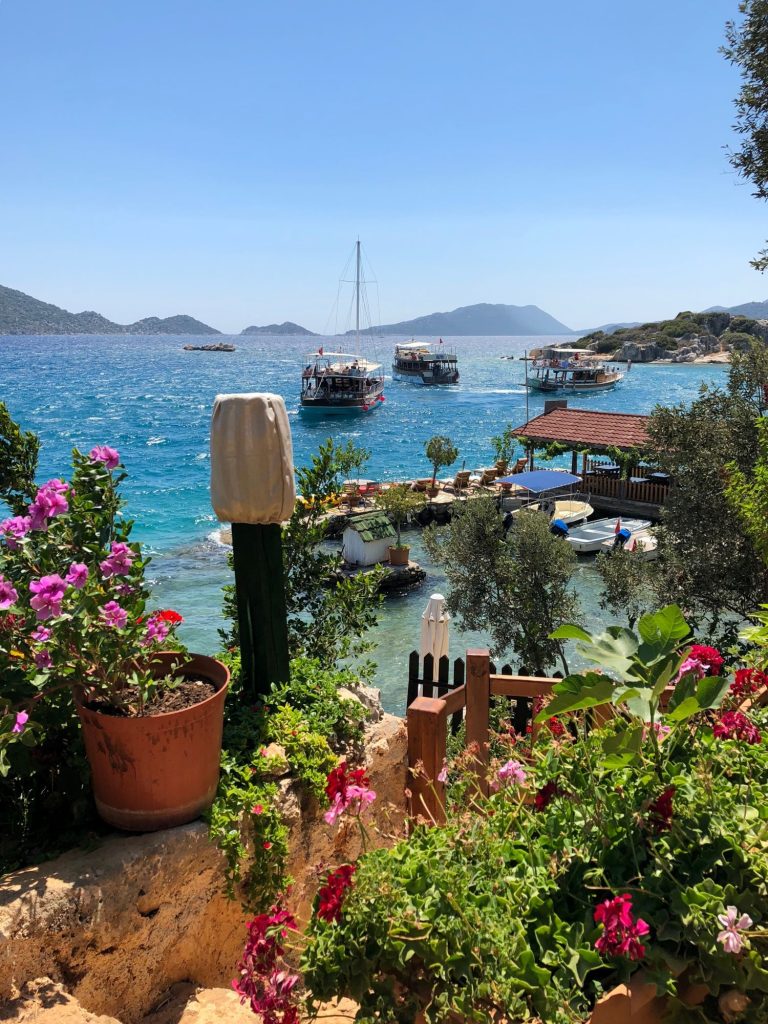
[0,333,727,713]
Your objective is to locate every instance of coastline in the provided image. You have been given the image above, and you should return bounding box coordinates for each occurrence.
[636,352,731,365]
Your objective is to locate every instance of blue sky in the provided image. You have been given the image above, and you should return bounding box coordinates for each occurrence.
[0,0,763,332]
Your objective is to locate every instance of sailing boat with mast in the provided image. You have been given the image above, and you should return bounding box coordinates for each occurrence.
[300,241,386,415]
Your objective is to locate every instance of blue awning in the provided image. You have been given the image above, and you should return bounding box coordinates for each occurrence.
[497,469,582,493]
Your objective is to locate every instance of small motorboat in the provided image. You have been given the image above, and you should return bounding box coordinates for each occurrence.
[565,517,652,554]
[600,529,659,561]
[553,499,593,525]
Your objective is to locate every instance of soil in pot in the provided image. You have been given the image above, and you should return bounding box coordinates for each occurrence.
[85,676,217,716]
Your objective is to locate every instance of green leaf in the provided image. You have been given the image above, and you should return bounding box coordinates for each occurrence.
[665,675,730,722]
[539,675,615,719]
[637,605,690,653]
[550,624,593,643]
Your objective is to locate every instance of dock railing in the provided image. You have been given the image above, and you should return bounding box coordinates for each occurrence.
[406,648,560,823]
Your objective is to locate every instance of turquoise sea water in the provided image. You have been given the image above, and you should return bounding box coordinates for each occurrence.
[1,333,727,712]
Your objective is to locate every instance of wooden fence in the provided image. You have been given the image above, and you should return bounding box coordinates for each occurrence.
[406,648,559,823]
[583,473,668,509]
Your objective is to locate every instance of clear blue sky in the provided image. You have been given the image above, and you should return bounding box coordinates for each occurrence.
[0,0,763,333]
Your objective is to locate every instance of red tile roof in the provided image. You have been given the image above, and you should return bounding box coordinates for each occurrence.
[513,407,651,452]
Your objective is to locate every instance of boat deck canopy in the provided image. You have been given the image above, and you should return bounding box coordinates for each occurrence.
[496,469,582,493]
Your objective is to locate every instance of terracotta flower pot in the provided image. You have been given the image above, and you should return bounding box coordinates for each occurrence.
[76,652,229,832]
[388,545,410,566]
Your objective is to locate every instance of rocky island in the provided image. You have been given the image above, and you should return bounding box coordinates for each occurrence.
[241,321,316,335]
[183,342,236,352]
[579,310,768,363]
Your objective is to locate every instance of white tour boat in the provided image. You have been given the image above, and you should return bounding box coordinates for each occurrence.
[392,340,459,385]
[565,517,652,554]
[525,347,624,393]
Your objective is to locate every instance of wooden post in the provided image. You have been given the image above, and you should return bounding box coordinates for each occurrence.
[570,449,578,475]
[407,696,447,824]
[231,522,290,698]
[465,648,491,796]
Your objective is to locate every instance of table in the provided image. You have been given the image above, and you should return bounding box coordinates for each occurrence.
[593,463,620,477]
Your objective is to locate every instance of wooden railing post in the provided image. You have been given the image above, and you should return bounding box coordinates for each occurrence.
[465,648,491,796]
[407,696,448,824]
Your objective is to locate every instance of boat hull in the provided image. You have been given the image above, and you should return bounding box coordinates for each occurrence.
[392,367,459,385]
[299,397,383,415]
[526,378,622,393]
[566,517,652,554]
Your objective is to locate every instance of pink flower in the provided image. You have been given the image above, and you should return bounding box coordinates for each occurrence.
[115,583,136,597]
[100,542,134,579]
[34,650,52,670]
[498,759,527,786]
[142,614,170,647]
[89,445,120,470]
[594,894,650,961]
[65,562,89,589]
[28,480,70,531]
[437,760,449,784]
[12,710,29,734]
[323,763,377,825]
[252,804,264,816]
[0,576,19,610]
[717,906,753,955]
[0,515,31,549]
[100,600,128,629]
[689,645,724,676]
[31,626,52,643]
[29,574,66,620]
[713,710,762,745]
[232,905,300,1024]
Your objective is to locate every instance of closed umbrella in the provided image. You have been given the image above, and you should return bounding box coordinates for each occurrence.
[420,592,450,664]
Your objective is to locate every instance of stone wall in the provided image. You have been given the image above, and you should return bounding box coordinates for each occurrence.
[0,713,407,1024]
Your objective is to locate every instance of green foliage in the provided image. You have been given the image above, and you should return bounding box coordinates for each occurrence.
[268,657,367,749]
[595,544,658,629]
[490,424,516,465]
[375,484,426,548]
[649,343,768,628]
[0,403,39,515]
[302,609,768,1022]
[425,500,579,674]
[266,706,337,801]
[424,435,459,488]
[723,0,768,270]
[725,416,768,567]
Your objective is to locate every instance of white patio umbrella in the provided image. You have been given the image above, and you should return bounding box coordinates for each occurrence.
[420,593,451,664]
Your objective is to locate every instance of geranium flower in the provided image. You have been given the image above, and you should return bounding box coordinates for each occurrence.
[316,863,357,923]
[717,906,753,954]
[0,575,19,610]
[324,762,376,825]
[29,574,66,620]
[646,785,675,833]
[153,609,183,625]
[498,759,527,786]
[689,645,724,676]
[65,562,89,589]
[0,515,31,549]
[713,710,762,744]
[89,445,120,470]
[233,905,299,1024]
[100,600,128,629]
[594,894,650,961]
[534,779,561,811]
[730,668,768,701]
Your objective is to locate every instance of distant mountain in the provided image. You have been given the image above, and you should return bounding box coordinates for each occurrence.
[704,300,768,319]
[0,284,220,335]
[349,302,574,337]
[241,321,316,336]
[576,321,642,336]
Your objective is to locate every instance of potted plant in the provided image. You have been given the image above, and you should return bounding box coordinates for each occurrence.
[375,484,426,566]
[491,424,516,474]
[0,445,229,832]
[424,435,459,497]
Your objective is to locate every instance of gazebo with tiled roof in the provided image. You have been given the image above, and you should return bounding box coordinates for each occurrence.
[512,404,651,458]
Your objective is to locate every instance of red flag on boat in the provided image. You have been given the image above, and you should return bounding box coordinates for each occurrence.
[614,517,622,534]
[318,346,324,356]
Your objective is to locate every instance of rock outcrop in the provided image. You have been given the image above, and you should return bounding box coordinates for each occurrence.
[0,712,407,1024]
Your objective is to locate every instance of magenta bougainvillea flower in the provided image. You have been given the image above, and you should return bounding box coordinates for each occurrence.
[100,542,134,579]
[89,445,120,470]
[65,562,89,589]
[594,893,650,961]
[12,710,29,734]
[0,575,19,610]
[29,574,66,620]
[0,515,31,549]
[100,600,128,629]
[717,906,753,954]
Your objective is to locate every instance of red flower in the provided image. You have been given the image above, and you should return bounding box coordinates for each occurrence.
[252,804,264,816]
[263,841,272,850]
[730,668,768,701]
[713,710,762,744]
[688,644,724,677]
[646,785,675,833]
[154,609,183,625]
[233,904,299,1024]
[325,761,369,802]
[594,894,649,961]
[534,780,561,811]
[316,863,357,923]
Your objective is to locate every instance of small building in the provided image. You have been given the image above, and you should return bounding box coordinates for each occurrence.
[342,511,397,566]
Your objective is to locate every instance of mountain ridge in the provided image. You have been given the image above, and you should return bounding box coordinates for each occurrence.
[346,302,574,337]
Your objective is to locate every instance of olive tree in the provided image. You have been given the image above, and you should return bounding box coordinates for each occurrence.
[424,498,579,674]
[425,435,459,490]
[375,484,425,549]
[594,546,658,630]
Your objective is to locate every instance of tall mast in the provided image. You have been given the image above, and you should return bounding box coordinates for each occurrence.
[355,239,361,356]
